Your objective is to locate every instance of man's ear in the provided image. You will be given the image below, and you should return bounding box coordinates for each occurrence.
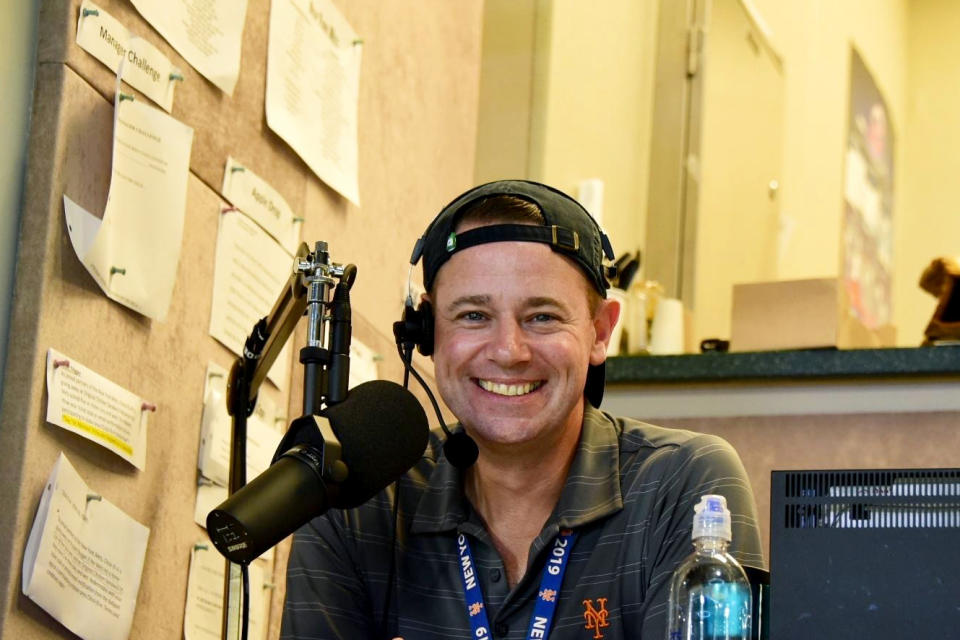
[590,296,621,365]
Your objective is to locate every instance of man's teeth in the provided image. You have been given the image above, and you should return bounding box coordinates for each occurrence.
[478,380,542,396]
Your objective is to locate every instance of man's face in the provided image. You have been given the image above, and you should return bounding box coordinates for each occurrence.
[430,240,617,451]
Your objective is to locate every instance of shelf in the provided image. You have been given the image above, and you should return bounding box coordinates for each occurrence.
[605,346,960,385]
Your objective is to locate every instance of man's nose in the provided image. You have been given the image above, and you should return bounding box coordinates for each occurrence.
[487,319,531,365]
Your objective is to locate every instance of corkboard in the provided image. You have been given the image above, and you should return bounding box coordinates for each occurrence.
[0,1,481,637]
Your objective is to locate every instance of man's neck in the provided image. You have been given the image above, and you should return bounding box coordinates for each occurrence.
[463,414,583,587]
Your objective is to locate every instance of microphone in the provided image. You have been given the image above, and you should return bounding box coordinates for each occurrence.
[206,379,429,565]
[442,430,479,469]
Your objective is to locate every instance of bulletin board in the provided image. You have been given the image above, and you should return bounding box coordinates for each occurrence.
[0,1,483,638]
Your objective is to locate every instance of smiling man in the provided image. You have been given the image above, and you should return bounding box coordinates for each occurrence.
[281,180,763,640]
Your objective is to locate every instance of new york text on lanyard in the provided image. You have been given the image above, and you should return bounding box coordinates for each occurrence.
[456,529,578,640]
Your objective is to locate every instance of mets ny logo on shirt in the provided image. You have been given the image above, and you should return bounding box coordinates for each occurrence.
[582,598,610,639]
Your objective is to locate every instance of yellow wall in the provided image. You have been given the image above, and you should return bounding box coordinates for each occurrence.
[897,0,960,345]
[474,1,538,183]
[692,0,785,345]
[475,0,659,258]
[752,0,960,345]
[477,1,958,347]
[670,0,914,346]
[751,0,909,287]
[533,0,659,256]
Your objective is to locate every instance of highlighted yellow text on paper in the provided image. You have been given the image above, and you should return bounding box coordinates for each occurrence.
[62,413,133,456]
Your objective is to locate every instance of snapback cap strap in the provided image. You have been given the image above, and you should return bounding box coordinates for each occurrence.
[447,224,580,257]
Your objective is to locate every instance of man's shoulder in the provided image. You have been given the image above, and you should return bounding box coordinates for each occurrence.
[590,408,729,455]
[587,409,749,488]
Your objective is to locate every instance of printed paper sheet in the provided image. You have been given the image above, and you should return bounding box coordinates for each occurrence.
[183,543,267,640]
[130,0,248,95]
[209,209,294,389]
[45,348,149,470]
[22,453,150,640]
[221,156,302,254]
[266,0,361,204]
[348,338,379,389]
[196,363,282,488]
[63,90,193,321]
[76,1,180,111]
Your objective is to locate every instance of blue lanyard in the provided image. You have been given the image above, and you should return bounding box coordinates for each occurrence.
[456,529,577,640]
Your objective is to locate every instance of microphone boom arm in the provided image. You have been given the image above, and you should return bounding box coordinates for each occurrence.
[218,240,355,640]
[227,241,354,416]
[241,244,310,406]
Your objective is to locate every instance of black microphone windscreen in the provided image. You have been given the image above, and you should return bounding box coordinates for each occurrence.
[325,379,429,508]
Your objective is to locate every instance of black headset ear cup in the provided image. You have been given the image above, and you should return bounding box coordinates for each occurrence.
[415,299,434,356]
[395,299,435,356]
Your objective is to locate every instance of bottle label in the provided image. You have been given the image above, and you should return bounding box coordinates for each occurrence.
[688,582,751,638]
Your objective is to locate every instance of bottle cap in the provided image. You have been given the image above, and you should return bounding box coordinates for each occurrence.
[692,494,732,541]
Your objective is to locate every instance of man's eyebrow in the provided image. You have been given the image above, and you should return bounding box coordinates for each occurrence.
[443,295,571,313]
[525,296,566,309]
[445,295,491,311]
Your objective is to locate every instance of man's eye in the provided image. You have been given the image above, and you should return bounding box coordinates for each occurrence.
[530,313,557,323]
[460,311,486,322]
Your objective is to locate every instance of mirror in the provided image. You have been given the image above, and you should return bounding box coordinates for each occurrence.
[474,0,959,350]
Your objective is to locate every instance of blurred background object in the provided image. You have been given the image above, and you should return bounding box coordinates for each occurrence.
[919,256,960,345]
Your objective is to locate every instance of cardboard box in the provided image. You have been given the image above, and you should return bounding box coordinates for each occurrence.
[730,278,896,352]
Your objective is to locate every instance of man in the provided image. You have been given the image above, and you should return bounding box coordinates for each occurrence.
[281,180,763,639]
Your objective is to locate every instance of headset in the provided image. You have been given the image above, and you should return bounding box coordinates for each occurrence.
[392,180,616,470]
[394,291,479,470]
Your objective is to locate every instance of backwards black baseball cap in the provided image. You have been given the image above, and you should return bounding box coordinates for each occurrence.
[408,179,617,407]
[411,179,616,297]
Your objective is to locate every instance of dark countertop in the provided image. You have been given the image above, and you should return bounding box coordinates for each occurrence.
[606,346,960,384]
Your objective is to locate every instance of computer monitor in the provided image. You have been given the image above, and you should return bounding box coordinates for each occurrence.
[770,468,960,639]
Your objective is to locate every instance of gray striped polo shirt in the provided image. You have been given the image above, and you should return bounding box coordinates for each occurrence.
[282,405,764,639]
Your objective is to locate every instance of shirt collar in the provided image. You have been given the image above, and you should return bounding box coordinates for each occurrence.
[410,406,623,535]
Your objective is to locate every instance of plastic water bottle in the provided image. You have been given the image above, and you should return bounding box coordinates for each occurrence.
[666,495,752,640]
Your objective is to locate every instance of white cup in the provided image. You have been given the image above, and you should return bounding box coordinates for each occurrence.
[649,297,685,355]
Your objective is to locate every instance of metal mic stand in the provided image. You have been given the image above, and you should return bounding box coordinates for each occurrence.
[217,241,354,640]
